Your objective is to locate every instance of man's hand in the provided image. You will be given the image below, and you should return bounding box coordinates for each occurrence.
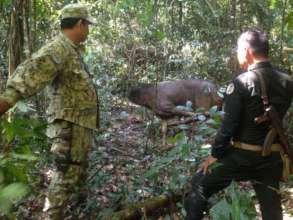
[197,155,218,175]
[0,97,11,115]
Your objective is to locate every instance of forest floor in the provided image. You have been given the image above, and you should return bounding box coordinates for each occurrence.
[82,103,293,220]
[18,102,293,220]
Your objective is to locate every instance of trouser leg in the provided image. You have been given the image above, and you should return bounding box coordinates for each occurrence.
[184,149,260,220]
[184,173,209,220]
[46,164,84,220]
[184,170,233,220]
[184,158,242,220]
[184,149,283,220]
[44,120,92,220]
[252,154,283,220]
[252,181,282,220]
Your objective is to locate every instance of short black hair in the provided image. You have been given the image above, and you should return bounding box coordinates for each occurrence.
[238,29,269,57]
[60,17,86,29]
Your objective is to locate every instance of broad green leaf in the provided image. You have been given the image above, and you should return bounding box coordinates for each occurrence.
[208,162,222,171]
[10,153,38,161]
[206,118,217,125]
[178,124,191,130]
[209,105,218,116]
[269,0,277,9]
[5,163,28,183]
[0,183,29,215]
[231,192,241,220]
[167,132,185,144]
[210,198,231,220]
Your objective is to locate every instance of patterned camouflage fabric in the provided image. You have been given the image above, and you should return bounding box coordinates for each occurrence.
[0,14,99,219]
[44,120,92,219]
[0,32,99,129]
[60,3,96,24]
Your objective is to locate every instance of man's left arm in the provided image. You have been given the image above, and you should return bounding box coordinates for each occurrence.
[199,79,244,174]
[211,79,244,159]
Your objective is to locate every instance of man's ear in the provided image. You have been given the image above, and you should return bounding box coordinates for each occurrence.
[245,47,254,63]
[76,19,83,29]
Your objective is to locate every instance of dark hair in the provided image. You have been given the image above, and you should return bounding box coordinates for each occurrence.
[238,29,269,57]
[60,17,86,29]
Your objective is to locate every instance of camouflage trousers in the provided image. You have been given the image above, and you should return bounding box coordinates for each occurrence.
[43,120,93,220]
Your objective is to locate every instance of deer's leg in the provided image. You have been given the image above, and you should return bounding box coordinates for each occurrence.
[161,120,168,146]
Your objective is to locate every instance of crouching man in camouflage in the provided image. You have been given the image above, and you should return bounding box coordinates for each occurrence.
[0,4,99,219]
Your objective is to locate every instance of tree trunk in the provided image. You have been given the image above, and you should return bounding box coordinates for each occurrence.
[170,0,174,40]
[239,0,243,32]
[227,0,239,75]
[9,0,26,77]
[32,0,37,50]
[23,0,33,57]
[229,0,236,29]
[280,0,288,60]
[179,0,183,47]
[153,0,158,25]
[8,0,28,121]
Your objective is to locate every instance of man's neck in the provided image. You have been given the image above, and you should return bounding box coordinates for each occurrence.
[62,30,80,45]
[248,57,269,69]
[252,57,269,64]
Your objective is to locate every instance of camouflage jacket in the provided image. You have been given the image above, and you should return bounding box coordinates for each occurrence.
[1,33,98,129]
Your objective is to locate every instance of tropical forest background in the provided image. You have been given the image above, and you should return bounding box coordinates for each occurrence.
[0,0,292,219]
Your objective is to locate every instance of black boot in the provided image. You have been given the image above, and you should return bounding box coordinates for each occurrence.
[184,189,208,220]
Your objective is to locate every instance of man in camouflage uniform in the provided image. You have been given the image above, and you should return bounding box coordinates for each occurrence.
[0,4,98,219]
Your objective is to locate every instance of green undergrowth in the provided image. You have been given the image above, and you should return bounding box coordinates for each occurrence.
[0,116,48,218]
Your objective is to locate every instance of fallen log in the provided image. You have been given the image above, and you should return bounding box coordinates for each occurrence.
[100,190,183,220]
[167,112,209,127]
[167,118,196,127]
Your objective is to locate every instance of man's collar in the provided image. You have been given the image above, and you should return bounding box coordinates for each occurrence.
[248,61,271,71]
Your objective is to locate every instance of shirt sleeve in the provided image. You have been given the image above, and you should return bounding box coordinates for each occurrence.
[211,78,245,159]
[0,49,62,106]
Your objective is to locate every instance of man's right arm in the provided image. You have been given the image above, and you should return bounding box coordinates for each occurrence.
[0,47,64,115]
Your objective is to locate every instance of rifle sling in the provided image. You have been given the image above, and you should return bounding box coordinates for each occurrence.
[252,70,274,156]
[252,70,292,181]
[253,71,269,107]
[253,71,290,155]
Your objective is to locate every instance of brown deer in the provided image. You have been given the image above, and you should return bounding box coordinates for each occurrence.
[128,79,222,146]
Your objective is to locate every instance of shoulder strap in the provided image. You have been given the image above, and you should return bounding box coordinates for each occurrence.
[252,70,269,108]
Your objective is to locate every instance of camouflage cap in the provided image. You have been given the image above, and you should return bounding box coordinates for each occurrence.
[60,3,96,24]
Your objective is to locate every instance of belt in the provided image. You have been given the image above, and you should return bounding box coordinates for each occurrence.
[233,141,282,152]
[233,141,291,181]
